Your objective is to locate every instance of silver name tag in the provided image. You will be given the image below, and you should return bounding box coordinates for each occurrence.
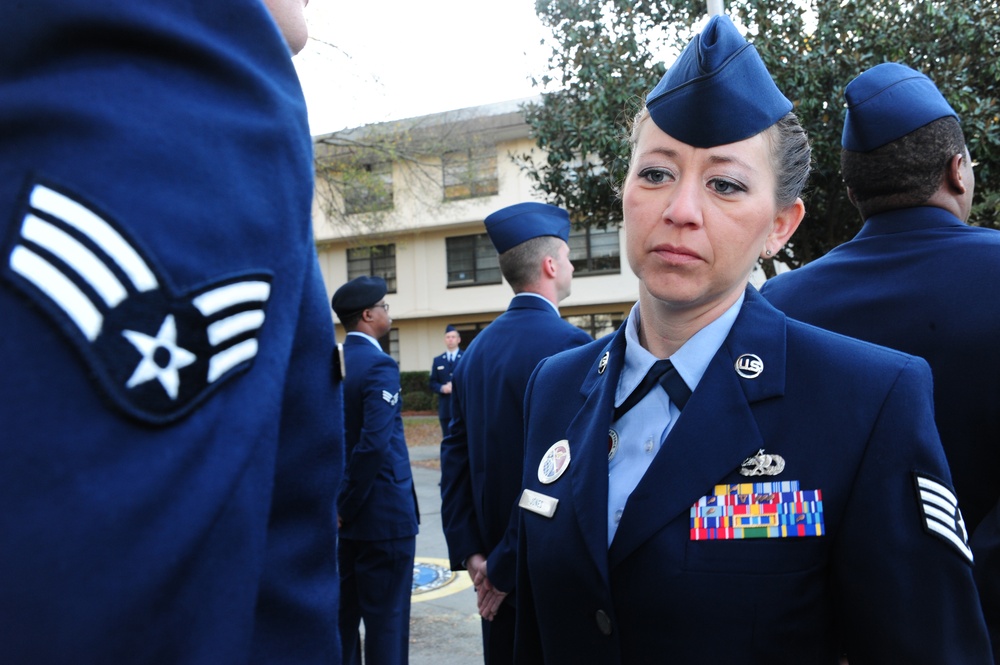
[519,489,559,518]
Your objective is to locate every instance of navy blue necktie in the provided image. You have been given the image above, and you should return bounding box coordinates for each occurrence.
[614,359,691,421]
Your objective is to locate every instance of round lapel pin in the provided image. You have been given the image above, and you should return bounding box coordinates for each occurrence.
[538,439,571,484]
[608,428,619,461]
[735,353,763,379]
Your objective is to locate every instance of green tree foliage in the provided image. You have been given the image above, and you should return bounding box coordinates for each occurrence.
[521,0,1000,268]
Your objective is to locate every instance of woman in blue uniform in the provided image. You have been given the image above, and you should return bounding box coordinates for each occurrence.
[513,14,991,664]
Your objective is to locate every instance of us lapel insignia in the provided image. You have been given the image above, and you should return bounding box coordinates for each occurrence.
[735,353,763,379]
[740,448,786,477]
[3,181,271,425]
[597,351,609,375]
[538,439,571,484]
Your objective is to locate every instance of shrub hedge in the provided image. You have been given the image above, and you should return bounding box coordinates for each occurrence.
[401,370,436,413]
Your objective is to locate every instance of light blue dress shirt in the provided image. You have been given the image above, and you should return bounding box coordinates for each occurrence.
[606,295,743,546]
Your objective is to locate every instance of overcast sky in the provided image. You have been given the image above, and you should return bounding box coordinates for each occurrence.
[293,0,552,136]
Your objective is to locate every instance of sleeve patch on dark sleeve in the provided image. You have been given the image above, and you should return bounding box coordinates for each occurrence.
[914,473,973,564]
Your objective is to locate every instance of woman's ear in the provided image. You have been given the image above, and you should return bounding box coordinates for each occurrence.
[766,197,805,254]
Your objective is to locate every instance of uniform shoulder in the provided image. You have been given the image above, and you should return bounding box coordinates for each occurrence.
[535,336,608,377]
[784,316,929,375]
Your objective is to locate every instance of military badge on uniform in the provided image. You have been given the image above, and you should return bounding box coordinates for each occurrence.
[690,481,824,540]
[3,181,271,425]
[607,428,619,461]
[597,351,609,375]
[382,390,399,406]
[734,353,763,379]
[538,439,571,484]
[740,448,785,476]
[914,473,973,563]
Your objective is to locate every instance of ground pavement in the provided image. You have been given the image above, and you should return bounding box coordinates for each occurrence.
[407,443,484,664]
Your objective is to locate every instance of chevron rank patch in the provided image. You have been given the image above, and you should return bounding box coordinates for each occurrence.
[3,181,272,425]
[914,473,973,563]
[690,481,824,540]
[382,390,399,406]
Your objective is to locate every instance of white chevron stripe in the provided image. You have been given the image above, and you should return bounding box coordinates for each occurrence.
[30,184,158,292]
[10,246,103,340]
[206,310,266,346]
[192,280,271,316]
[21,214,128,308]
[924,518,974,562]
[207,339,258,383]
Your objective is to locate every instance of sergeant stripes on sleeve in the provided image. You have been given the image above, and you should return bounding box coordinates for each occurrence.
[915,474,973,563]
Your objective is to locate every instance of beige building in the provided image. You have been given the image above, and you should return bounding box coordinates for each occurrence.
[311,98,640,372]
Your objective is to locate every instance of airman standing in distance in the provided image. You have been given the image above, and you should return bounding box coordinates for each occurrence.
[0,0,345,662]
[760,60,1000,661]
[429,324,463,437]
[440,202,592,664]
[513,15,992,664]
[333,275,420,665]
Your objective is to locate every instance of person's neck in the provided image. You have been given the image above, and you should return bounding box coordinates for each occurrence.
[636,285,742,358]
[515,283,559,307]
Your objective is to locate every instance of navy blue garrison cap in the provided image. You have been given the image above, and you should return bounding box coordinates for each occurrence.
[645,14,792,148]
[331,275,387,320]
[445,325,457,333]
[842,62,959,152]
[484,202,571,254]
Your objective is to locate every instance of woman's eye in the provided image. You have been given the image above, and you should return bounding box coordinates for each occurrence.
[710,178,745,195]
[638,168,671,184]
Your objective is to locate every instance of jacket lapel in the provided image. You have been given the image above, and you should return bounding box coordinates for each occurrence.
[608,289,788,568]
[564,330,626,584]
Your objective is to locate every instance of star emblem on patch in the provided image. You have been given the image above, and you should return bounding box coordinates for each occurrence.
[2,180,273,424]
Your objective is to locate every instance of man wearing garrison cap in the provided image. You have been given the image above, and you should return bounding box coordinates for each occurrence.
[761,62,1000,658]
[332,275,419,665]
[439,202,591,663]
[429,324,463,437]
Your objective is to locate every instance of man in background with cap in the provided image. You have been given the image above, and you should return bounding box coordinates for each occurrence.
[429,325,463,437]
[440,202,591,664]
[332,275,419,665]
[761,62,1000,656]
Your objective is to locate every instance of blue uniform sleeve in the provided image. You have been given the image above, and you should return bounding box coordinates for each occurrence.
[440,365,486,570]
[251,260,344,662]
[338,355,402,524]
[429,355,446,393]
[834,357,992,662]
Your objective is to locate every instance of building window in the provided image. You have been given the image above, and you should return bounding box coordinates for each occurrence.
[344,162,393,215]
[564,312,625,339]
[347,244,397,293]
[568,225,621,275]
[442,147,498,201]
[446,234,501,287]
[377,327,400,363]
[452,322,491,349]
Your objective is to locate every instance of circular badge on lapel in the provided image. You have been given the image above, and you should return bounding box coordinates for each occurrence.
[538,439,571,484]
[608,428,619,461]
[735,353,763,379]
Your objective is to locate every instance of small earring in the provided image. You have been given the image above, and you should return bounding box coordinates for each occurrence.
[765,249,772,257]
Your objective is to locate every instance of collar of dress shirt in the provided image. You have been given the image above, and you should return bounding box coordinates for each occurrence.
[614,293,743,407]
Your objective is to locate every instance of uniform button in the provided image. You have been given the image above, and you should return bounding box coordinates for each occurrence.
[595,609,612,635]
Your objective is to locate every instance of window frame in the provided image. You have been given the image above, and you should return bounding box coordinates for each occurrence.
[442,146,499,202]
[347,243,397,293]
[445,233,502,288]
